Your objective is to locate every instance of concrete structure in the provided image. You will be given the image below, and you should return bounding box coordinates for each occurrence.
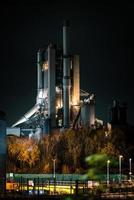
[6,127,20,137]
[12,21,95,135]
[81,94,95,127]
[109,100,127,125]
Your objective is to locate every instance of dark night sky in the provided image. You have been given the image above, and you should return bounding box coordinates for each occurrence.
[0,1,134,126]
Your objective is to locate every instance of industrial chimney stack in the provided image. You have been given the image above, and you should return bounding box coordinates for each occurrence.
[37,49,43,93]
[63,20,71,128]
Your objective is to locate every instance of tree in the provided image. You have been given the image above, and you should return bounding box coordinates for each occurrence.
[7,136,40,172]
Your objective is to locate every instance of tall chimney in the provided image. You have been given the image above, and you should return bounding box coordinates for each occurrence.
[63,20,71,128]
[37,49,43,93]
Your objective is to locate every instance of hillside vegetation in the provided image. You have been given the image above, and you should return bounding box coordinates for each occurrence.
[7,127,133,173]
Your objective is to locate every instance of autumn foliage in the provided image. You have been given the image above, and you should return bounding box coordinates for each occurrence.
[7,127,128,173]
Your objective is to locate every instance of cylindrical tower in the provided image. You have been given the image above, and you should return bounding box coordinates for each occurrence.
[81,103,90,126]
[63,20,71,128]
[89,99,95,126]
[37,49,43,93]
[48,44,56,128]
[0,111,6,194]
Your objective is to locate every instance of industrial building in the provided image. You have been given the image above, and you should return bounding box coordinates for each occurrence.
[109,100,127,125]
[11,21,96,138]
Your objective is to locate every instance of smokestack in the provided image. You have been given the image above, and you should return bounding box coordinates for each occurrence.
[48,44,56,128]
[37,49,43,93]
[63,20,71,128]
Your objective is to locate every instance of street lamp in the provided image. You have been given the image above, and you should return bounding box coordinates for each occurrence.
[119,155,123,183]
[107,160,110,187]
[52,158,56,179]
[129,158,132,181]
[52,158,56,194]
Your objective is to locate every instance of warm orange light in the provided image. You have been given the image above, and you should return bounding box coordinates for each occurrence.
[43,61,48,70]
[56,100,63,110]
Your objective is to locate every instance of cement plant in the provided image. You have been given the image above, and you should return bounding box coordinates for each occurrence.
[7,20,96,139]
[0,21,134,200]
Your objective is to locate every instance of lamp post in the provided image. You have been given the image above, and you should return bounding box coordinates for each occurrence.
[52,158,56,194]
[119,155,123,183]
[107,160,110,187]
[129,158,132,181]
[52,158,56,179]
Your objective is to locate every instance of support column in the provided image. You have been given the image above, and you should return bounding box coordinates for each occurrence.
[48,44,56,128]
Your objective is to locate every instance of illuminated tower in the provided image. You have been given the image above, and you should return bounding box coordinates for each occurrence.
[12,21,97,134]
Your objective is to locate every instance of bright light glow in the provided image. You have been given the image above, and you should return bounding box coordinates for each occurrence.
[9,173,14,178]
[28,180,34,186]
[43,61,48,70]
[129,158,132,181]
[107,160,110,187]
[119,155,123,183]
[56,86,61,94]
[56,100,63,109]
[96,118,103,126]
[71,95,80,108]
[58,119,62,126]
[89,93,94,100]
[37,89,47,99]
[6,184,75,194]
